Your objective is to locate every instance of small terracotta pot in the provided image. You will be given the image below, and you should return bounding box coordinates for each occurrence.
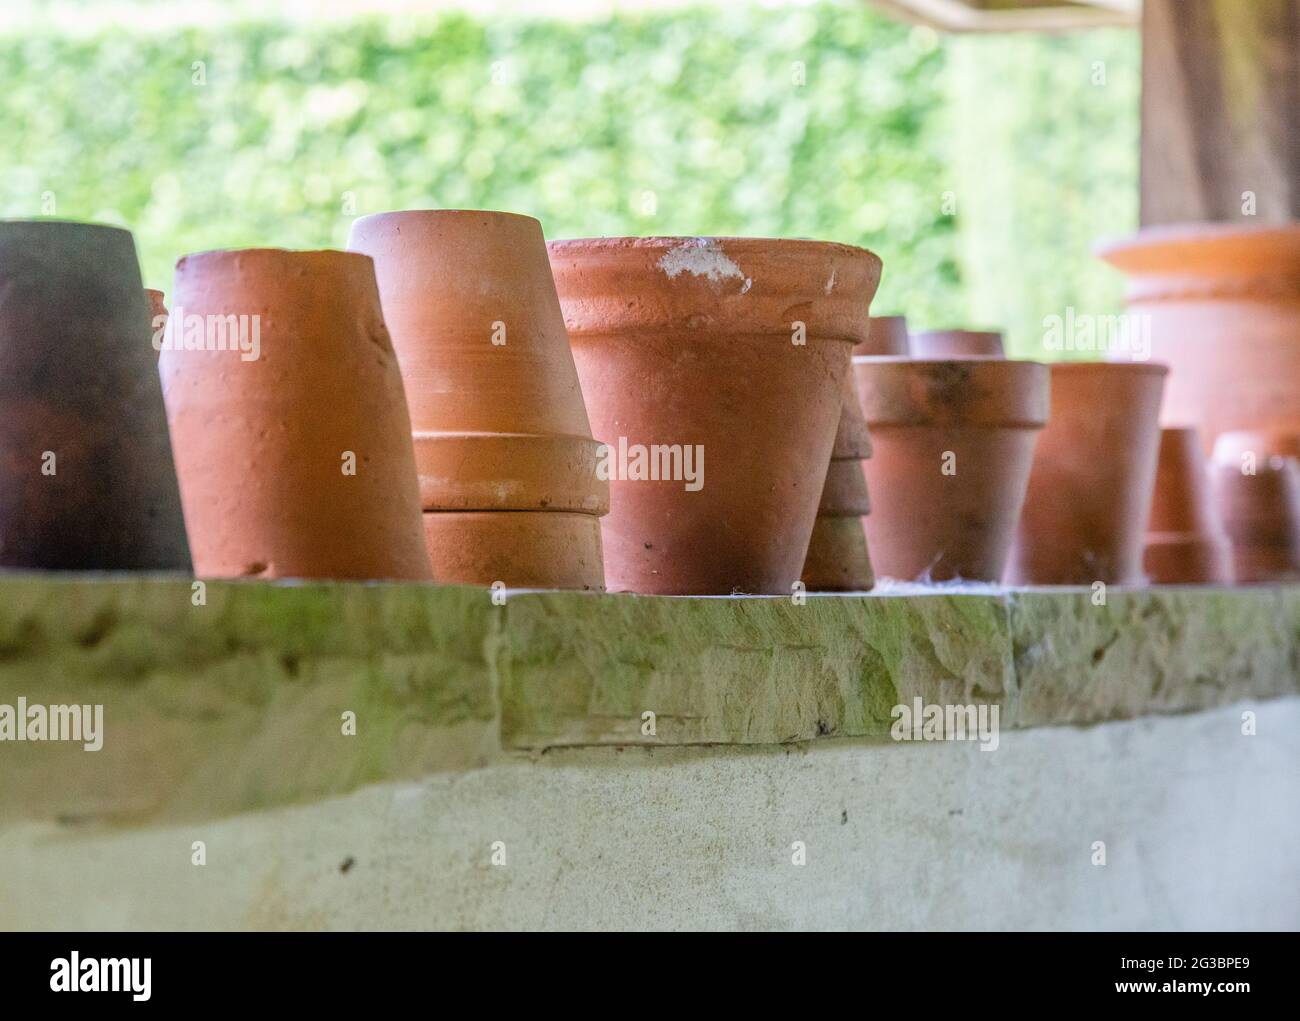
[1098,223,1300,446]
[423,511,604,590]
[146,289,167,360]
[1142,427,1232,584]
[801,516,874,591]
[856,357,1049,582]
[857,315,910,356]
[0,221,191,571]
[1007,362,1168,585]
[910,329,1005,358]
[347,210,608,516]
[801,372,875,592]
[1210,431,1300,583]
[817,458,873,517]
[830,371,872,461]
[549,236,881,595]
[161,248,432,581]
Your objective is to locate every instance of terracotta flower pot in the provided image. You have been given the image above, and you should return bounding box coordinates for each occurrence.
[855,357,1049,582]
[1210,431,1300,583]
[1007,362,1168,585]
[1142,427,1233,584]
[347,211,607,515]
[160,248,432,581]
[801,517,874,592]
[801,374,875,592]
[910,329,1004,358]
[423,511,604,590]
[857,315,910,356]
[549,236,881,595]
[146,289,167,359]
[0,220,191,571]
[1097,223,1300,447]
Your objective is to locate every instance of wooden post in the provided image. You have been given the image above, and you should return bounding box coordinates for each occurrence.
[1141,0,1300,225]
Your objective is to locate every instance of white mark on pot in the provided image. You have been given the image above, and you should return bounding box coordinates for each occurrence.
[658,238,749,291]
[825,269,836,295]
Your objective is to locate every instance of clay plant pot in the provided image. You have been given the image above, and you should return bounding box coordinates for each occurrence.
[1142,427,1233,584]
[857,315,910,356]
[910,329,1004,358]
[549,236,881,595]
[1210,431,1300,583]
[801,374,875,592]
[801,517,873,592]
[347,211,607,515]
[423,511,604,590]
[1097,223,1300,447]
[1007,362,1168,586]
[855,357,1049,582]
[146,289,167,359]
[160,248,432,581]
[0,220,190,571]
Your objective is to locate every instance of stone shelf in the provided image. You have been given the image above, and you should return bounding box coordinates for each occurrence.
[0,575,1295,829]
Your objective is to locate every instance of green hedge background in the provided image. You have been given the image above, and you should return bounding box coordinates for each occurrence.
[0,1,1138,356]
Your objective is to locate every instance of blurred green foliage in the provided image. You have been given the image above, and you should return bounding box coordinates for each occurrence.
[0,2,1137,355]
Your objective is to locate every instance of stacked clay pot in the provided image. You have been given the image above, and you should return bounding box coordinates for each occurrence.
[801,371,874,591]
[858,315,910,357]
[1142,427,1233,584]
[0,221,191,571]
[349,210,607,590]
[1098,223,1300,446]
[855,356,1050,582]
[1210,431,1300,583]
[1008,363,1168,585]
[910,329,1005,358]
[549,236,880,595]
[160,248,432,580]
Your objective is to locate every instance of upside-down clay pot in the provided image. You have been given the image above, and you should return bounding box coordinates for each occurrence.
[910,329,1005,358]
[1142,427,1233,584]
[549,236,881,595]
[1097,223,1300,445]
[1007,362,1168,585]
[1210,431,1300,583]
[857,315,910,356]
[146,288,167,359]
[0,221,191,570]
[801,372,875,591]
[349,210,607,589]
[160,248,432,580]
[347,211,607,514]
[855,357,1049,582]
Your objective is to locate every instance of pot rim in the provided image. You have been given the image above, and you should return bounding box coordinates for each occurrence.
[175,247,378,278]
[911,328,1003,338]
[549,234,881,267]
[1095,221,1300,271]
[1050,360,1170,377]
[351,208,542,231]
[0,217,133,241]
[853,356,1051,427]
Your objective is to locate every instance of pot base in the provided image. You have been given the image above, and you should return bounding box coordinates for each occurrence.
[422,510,605,590]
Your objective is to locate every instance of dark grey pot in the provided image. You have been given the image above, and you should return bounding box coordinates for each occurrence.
[0,220,192,571]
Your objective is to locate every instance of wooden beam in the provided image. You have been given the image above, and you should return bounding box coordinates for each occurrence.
[1141,0,1300,224]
